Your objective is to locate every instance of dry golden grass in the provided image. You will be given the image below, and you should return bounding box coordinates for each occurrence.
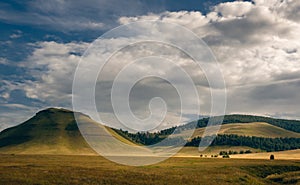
[267,171,300,184]
[178,122,300,138]
[175,146,261,157]
[0,154,299,185]
[231,149,300,160]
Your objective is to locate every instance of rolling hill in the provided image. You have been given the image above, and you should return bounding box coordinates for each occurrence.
[1,108,300,156]
[0,108,137,155]
[178,122,300,138]
[195,114,300,133]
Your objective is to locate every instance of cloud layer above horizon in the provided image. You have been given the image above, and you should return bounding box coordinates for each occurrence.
[0,0,300,131]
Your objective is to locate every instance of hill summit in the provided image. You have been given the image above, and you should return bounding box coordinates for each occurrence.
[0,108,96,155]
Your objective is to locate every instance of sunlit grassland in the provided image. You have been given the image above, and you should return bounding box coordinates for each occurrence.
[177,122,300,139]
[0,154,299,185]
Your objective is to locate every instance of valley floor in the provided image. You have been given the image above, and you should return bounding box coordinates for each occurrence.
[230,149,300,160]
[175,147,300,160]
[0,154,299,185]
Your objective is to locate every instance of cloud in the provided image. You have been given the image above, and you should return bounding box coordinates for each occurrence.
[215,1,254,18]
[0,103,38,132]
[1,0,300,131]
[9,30,22,39]
[0,58,9,65]
[254,0,300,23]
[22,41,89,105]
[226,80,300,119]
[4,31,215,131]
[0,1,106,31]
[117,0,300,118]
[0,0,166,32]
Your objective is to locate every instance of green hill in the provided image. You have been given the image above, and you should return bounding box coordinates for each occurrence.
[195,114,300,133]
[178,122,300,138]
[1,108,300,155]
[0,108,136,155]
[115,116,300,152]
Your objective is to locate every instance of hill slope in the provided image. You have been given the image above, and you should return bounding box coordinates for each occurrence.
[178,122,300,138]
[1,108,300,155]
[194,114,300,133]
[0,108,136,155]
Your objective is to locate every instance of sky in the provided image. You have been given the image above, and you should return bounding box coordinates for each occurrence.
[0,0,300,131]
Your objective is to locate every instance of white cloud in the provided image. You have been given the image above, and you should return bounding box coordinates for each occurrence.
[1,92,10,99]
[0,58,9,65]
[9,30,22,39]
[215,1,254,18]
[2,0,300,130]
[23,41,89,105]
[117,0,300,118]
[9,23,224,131]
[254,0,300,23]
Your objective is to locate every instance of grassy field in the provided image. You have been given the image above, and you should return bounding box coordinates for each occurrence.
[178,122,300,138]
[231,149,300,160]
[1,109,300,184]
[0,154,299,185]
[175,146,262,157]
[176,147,300,160]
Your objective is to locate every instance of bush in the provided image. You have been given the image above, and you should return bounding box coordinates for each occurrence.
[245,150,252,154]
[219,151,227,155]
[223,155,230,158]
